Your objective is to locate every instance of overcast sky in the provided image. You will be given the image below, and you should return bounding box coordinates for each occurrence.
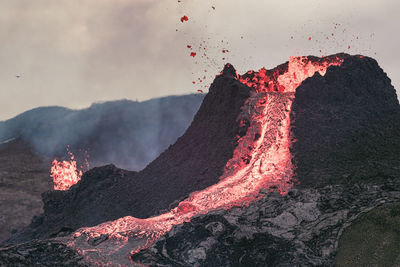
[0,0,399,120]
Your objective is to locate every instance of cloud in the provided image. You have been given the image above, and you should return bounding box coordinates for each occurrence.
[0,0,399,120]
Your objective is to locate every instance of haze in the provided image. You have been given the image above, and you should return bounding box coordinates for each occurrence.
[0,0,399,120]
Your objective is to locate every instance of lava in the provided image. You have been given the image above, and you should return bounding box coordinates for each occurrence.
[51,148,89,191]
[180,15,188,22]
[67,55,345,265]
[51,151,82,191]
[239,56,344,93]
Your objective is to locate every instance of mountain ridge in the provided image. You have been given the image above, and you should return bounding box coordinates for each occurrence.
[0,94,204,171]
[2,54,400,266]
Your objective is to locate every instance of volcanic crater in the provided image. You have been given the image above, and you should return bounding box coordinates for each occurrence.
[2,53,400,266]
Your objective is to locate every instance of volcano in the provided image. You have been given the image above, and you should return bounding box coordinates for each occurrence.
[2,53,400,266]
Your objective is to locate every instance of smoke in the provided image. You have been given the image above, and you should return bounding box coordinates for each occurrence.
[0,94,204,170]
[1,0,398,121]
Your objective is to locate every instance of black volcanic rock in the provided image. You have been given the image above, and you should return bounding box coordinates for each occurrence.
[0,240,87,266]
[9,64,251,242]
[131,178,400,266]
[290,55,400,187]
[6,55,400,267]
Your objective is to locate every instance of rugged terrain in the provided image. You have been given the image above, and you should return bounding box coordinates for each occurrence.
[8,63,251,242]
[0,95,203,245]
[0,139,51,243]
[1,54,400,266]
[291,56,400,187]
[131,178,400,266]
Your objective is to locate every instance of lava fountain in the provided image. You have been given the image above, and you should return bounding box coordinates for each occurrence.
[51,148,89,191]
[66,55,344,265]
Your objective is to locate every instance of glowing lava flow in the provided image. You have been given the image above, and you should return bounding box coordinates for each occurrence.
[239,56,343,92]
[67,55,344,265]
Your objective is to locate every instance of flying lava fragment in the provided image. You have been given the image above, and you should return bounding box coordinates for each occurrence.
[180,15,188,22]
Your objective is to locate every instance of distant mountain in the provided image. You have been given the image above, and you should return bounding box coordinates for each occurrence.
[0,94,204,170]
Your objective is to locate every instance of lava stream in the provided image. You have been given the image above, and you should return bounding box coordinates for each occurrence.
[66,55,344,265]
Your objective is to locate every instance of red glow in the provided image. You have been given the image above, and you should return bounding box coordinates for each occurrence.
[190,52,196,57]
[51,148,89,191]
[68,55,345,264]
[187,45,192,49]
[180,15,188,22]
[239,56,344,93]
[51,151,82,191]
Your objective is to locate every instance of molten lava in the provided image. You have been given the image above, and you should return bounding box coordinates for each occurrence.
[67,55,345,265]
[51,149,88,191]
[239,56,343,92]
[180,15,188,22]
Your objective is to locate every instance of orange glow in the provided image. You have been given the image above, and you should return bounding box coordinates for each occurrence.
[67,55,345,264]
[239,56,343,92]
[51,149,88,191]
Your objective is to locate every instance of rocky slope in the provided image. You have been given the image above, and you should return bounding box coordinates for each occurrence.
[0,95,203,245]
[2,54,400,266]
[8,64,251,242]
[131,178,400,266]
[129,55,400,266]
[0,139,51,243]
[291,56,400,187]
[2,178,399,266]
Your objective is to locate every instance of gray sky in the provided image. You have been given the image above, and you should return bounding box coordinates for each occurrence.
[0,0,399,120]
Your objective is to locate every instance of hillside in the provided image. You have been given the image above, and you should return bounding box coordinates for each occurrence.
[0,94,204,171]
[2,54,400,266]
